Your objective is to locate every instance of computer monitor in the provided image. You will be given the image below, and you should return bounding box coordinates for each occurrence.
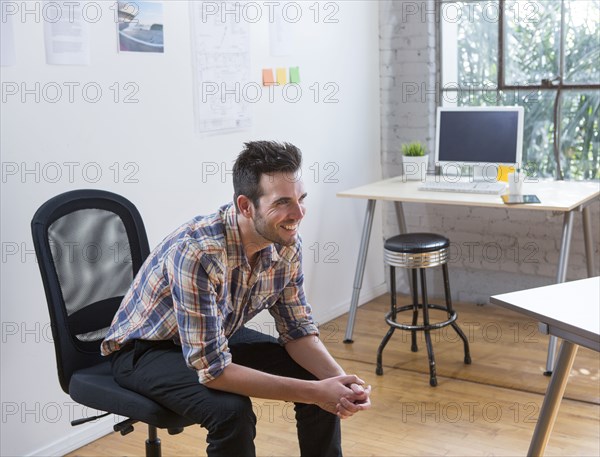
[435,106,524,181]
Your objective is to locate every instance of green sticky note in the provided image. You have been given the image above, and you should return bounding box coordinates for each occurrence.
[289,66,300,84]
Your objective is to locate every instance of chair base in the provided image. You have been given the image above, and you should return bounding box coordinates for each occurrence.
[146,425,161,457]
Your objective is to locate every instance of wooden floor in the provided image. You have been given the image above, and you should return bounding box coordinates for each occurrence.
[68,294,600,456]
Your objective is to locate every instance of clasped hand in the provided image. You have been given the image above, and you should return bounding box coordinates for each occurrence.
[316,375,372,419]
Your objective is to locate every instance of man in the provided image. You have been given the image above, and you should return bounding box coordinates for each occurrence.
[101,141,371,457]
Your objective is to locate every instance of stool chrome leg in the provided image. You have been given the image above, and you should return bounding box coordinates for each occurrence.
[442,264,472,364]
[376,266,397,376]
[420,268,437,387]
[410,269,419,352]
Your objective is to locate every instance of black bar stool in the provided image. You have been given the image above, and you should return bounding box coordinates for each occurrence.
[376,233,471,386]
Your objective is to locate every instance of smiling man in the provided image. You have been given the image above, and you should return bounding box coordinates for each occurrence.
[101,141,371,457]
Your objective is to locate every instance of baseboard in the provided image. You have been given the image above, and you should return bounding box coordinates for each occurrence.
[28,417,114,457]
[316,282,387,326]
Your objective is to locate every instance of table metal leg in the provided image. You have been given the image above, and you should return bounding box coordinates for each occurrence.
[545,211,574,375]
[344,199,376,343]
[582,205,595,277]
[528,340,579,457]
[394,202,408,234]
[394,202,415,298]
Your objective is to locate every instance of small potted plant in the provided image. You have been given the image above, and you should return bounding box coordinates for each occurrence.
[401,141,429,180]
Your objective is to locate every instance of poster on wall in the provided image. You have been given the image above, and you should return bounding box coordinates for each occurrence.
[43,0,90,65]
[118,1,164,53]
[269,13,295,56]
[190,1,252,134]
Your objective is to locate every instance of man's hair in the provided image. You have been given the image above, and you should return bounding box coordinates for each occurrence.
[232,141,302,212]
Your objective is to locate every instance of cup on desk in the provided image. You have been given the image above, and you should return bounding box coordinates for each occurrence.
[508,171,524,195]
[497,165,515,183]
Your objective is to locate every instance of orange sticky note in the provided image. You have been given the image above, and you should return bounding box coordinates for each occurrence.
[276,67,287,85]
[262,69,275,86]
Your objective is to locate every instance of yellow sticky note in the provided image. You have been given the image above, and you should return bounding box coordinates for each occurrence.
[497,165,515,182]
[262,69,275,86]
[276,67,287,85]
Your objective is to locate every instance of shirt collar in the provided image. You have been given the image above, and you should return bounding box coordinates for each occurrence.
[223,203,300,270]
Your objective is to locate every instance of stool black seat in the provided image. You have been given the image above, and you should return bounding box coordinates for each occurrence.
[376,232,471,386]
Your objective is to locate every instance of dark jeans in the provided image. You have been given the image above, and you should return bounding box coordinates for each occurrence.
[111,327,342,457]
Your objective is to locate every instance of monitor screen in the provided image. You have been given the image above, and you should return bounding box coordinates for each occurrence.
[435,106,524,167]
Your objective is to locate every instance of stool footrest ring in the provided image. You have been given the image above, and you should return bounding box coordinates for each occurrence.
[385,305,457,331]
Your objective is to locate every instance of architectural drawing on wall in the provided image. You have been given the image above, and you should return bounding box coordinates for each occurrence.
[190,1,252,134]
[118,1,164,53]
[43,0,90,65]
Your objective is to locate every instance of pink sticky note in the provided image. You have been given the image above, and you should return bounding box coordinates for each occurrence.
[262,68,275,86]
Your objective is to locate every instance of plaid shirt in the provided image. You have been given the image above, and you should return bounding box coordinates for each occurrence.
[101,203,318,383]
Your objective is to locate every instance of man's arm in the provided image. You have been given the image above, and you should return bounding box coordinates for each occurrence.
[284,334,345,379]
[205,362,363,415]
[267,249,371,417]
[285,334,372,418]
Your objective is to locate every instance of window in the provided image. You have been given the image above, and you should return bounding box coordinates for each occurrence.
[438,0,599,180]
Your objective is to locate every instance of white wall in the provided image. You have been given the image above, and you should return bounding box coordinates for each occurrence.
[0,2,384,455]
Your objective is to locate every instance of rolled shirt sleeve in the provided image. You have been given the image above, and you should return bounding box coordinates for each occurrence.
[269,251,319,345]
[166,239,231,384]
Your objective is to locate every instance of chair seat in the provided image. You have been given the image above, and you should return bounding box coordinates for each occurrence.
[69,362,194,429]
[384,233,449,253]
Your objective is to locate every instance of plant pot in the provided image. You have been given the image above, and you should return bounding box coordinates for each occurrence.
[402,154,429,181]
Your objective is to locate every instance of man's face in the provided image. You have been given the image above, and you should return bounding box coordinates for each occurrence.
[252,171,306,246]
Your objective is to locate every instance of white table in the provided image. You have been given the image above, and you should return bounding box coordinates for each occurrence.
[337,177,599,372]
[490,277,600,456]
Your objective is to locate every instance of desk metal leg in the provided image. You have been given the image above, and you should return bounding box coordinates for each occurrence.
[394,202,408,234]
[544,211,574,375]
[344,199,376,343]
[394,201,414,298]
[582,205,595,277]
[528,340,579,457]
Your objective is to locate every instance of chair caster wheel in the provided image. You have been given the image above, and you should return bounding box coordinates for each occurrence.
[430,378,437,387]
[411,344,418,352]
[543,371,552,377]
[376,366,383,376]
[464,355,472,364]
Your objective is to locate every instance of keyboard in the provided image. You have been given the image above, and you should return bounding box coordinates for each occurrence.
[418,180,507,195]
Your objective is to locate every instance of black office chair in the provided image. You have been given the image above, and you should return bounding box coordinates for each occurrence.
[31,189,194,457]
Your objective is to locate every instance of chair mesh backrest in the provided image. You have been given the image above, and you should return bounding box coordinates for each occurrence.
[31,189,149,393]
[48,208,133,341]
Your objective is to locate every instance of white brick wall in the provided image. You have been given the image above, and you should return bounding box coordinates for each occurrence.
[379,0,600,303]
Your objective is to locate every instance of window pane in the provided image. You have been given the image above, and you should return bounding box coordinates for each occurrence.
[564,1,600,84]
[441,89,557,178]
[560,90,600,179]
[519,91,558,179]
[504,0,560,86]
[441,1,498,88]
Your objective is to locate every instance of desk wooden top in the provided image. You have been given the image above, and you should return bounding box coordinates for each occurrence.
[337,177,600,212]
[490,277,600,352]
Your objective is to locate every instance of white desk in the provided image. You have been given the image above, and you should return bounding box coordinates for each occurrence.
[337,177,599,372]
[490,277,600,456]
